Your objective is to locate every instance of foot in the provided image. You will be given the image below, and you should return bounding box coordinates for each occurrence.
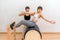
[10,22,15,30]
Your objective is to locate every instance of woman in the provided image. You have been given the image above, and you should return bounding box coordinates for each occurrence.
[31,6,55,25]
[10,6,42,40]
[10,6,32,29]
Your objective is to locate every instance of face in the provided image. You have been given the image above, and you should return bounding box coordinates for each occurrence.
[25,9,30,12]
[37,9,42,13]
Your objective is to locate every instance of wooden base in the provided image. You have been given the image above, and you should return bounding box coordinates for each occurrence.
[24,30,41,40]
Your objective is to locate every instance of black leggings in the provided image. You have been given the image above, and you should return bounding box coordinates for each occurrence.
[24,26,42,39]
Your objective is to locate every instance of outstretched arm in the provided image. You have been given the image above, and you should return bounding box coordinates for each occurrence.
[40,13,55,24]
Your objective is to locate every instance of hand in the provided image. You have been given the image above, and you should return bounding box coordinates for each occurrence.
[50,20,56,24]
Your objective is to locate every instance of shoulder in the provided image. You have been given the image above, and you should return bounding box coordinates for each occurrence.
[38,13,43,17]
[40,13,44,17]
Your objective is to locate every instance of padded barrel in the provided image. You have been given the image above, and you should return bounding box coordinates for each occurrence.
[24,30,41,40]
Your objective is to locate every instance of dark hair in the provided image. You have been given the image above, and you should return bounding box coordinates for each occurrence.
[37,6,43,10]
[25,6,30,9]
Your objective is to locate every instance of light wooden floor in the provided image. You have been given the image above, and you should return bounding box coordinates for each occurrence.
[42,33,60,40]
[0,32,60,40]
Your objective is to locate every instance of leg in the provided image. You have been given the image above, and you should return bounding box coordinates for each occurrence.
[7,26,12,40]
[13,23,16,40]
[16,20,40,28]
[10,20,29,30]
[10,20,37,30]
[34,26,42,39]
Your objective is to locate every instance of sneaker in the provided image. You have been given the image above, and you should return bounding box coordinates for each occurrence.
[10,22,15,30]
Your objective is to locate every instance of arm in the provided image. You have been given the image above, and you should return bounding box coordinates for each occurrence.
[30,12,35,16]
[40,13,55,24]
[19,12,25,16]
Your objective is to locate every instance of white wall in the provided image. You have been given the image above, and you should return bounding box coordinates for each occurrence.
[0,0,60,32]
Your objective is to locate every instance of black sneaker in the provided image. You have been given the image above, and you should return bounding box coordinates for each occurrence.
[10,22,15,30]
